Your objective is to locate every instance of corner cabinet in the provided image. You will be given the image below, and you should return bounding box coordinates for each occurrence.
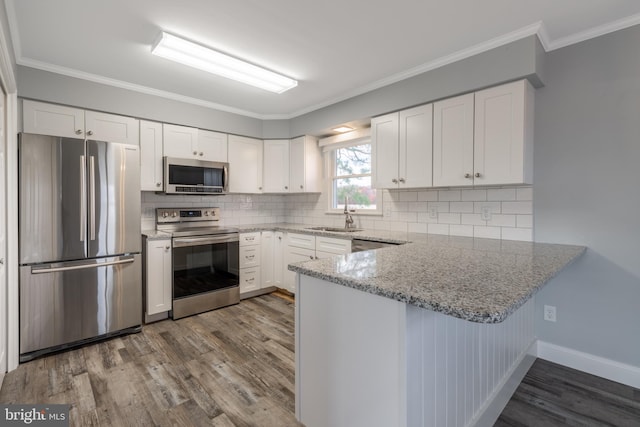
[140,120,164,191]
[433,79,534,187]
[290,136,322,193]
[228,135,263,193]
[372,104,433,189]
[143,236,172,316]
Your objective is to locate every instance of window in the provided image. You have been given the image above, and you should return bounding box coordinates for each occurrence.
[327,142,380,214]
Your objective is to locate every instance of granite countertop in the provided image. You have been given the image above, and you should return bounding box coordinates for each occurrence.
[287,233,585,324]
[141,229,172,240]
[236,223,411,244]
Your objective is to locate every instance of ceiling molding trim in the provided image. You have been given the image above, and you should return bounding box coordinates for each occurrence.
[0,7,16,92]
[4,1,20,62]
[285,22,544,118]
[546,12,640,51]
[535,21,552,51]
[15,57,275,119]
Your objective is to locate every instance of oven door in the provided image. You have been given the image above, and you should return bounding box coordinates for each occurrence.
[171,233,239,319]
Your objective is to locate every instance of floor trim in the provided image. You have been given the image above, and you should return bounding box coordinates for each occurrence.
[536,340,640,389]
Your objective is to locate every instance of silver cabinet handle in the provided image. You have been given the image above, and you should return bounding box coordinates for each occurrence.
[399,178,405,183]
[156,182,161,187]
[475,172,481,178]
[87,130,93,136]
[258,186,262,190]
[392,178,398,183]
[0,258,4,265]
[199,152,203,156]
[80,155,86,242]
[300,185,303,189]
[32,257,135,274]
[165,246,170,250]
[465,173,472,178]
[285,186,288,190]
[193,151,197,155]
[75,129,82,135]
[89,155,96,241]
[309,255,314,259]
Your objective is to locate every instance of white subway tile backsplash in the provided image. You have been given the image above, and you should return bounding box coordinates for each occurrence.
[427,201,450,213]
[428,223,450,235]
[408,222,428,233]
[461,213,486,226]
[408,202,429,212]
[516,215,533,228]
[501,228,533,242]
[438,190,461,201]
[461,189,487,201]
[487,214,516,227]
[473,226,501,239]
[474,201,501,213]
[437,213,461,225]
[487,188,516,201]
[516,187,533,201]
[399,191,418,202]
[449,201,474,213]
[501,201,533,215]
[449,224,474,237]
[417,190,439,202]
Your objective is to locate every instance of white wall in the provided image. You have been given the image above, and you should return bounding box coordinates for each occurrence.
[534,25,640,366]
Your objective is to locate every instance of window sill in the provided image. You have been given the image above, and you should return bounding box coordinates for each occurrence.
[324,210,383,217]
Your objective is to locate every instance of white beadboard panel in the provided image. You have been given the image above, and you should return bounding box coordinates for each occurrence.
[501,201,533,214]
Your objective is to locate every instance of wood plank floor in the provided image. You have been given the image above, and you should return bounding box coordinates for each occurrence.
[495,359,640,426]
[0,293,301,427]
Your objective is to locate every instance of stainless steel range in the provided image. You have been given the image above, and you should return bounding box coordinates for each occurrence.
[156,207,240,319]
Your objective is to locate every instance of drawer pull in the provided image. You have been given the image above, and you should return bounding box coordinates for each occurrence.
[247,277,255,282]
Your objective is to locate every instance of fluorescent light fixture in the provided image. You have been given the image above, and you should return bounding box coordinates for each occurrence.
[332,126,354,133]
[151,32,298,94]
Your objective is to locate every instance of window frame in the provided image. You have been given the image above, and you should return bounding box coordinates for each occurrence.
[325,140,383,216]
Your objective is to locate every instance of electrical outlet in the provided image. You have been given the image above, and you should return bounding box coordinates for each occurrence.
[544,305,556,322]
[429,206,438,219]
[480,206,492,221]
[384,206,393,218]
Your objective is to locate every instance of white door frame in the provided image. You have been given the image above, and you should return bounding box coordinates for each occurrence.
[0,14,19,372]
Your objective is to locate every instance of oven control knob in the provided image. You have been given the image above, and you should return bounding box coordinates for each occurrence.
[162,212,169,218]
[210,211,216,216]
[171,212,178,218]
[204,211,209,216]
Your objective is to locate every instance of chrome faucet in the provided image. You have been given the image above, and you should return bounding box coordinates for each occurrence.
[344,197,355,229]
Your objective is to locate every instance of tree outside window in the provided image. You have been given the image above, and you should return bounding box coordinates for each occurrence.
[330,143,379,212]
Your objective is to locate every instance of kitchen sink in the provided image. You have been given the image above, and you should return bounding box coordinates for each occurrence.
[305,226,363,233]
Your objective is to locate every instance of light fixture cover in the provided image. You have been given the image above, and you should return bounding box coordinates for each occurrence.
[151,32,298,94]
[332,126,354,133]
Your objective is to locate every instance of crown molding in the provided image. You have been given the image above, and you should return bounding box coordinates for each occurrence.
[546,12,640,51]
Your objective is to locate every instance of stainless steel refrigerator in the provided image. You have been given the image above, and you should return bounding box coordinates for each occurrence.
[18,133,142,362]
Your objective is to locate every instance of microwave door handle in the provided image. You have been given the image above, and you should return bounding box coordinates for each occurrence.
[223,164,229,193]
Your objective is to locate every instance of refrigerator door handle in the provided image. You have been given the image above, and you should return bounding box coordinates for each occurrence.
[31,256,135,274]
[89,155,96,241]
[80,155,86,242]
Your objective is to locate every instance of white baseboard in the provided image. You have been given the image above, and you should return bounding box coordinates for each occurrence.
[536,340,640,389]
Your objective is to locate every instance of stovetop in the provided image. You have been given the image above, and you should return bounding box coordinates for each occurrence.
[155,207,237,236]
[164,226,239,238]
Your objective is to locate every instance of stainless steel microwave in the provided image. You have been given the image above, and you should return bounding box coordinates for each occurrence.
[163,157,229,195]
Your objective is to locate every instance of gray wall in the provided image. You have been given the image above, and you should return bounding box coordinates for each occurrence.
[534,25,640,366]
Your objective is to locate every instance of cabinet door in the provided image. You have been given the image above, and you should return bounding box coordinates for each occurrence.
[146,239,172,315]
[163,124,198,158]
[140,120,163,191]
[261,231,275,288]
[273,232,284,288]
[284,246,316,293]
[228,135,263,193]
[85,111,139,145]
[315,236,351,256]
[433,93,474,187]
[240,267,261,294]
[239,245,261,269]
[372,112,399,189]
[263,139,290,193]
[400,104,433,188]
[23,100,84,139]
[290,136,321,193]
[474,79,532,185]
[198,130,228,162]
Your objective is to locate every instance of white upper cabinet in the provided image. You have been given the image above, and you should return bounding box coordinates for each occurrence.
[263,139,290,193]
[433,80,534,187]
[23,100,139,145]
[162,124,227,162]
[473,79,533,186]
[433,93,475,187]
[140,120,164,191]
[290,135,322,193]
[85,111,140,145]
[198,129,228,162]
[228,135,263,193]
[373,104,432,189]
[23,100,84,139]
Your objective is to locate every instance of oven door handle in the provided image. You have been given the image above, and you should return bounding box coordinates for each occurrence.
[173,235,239,247]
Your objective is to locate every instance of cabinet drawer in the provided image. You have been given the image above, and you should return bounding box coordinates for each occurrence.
[240,267,261,293]
[316,236,351,255]
[287,232,315,250]
[239,232,261,246]
[239,245,261,268]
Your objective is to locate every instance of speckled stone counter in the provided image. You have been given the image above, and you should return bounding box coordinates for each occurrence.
[141,229,171,240]
[289,234,585,323]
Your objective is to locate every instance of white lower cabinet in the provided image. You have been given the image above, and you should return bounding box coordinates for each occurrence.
[143,237,172,316]
[283,233,351,293]
[239,232,261,295]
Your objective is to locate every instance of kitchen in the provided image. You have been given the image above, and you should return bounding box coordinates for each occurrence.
[0,1,639,426]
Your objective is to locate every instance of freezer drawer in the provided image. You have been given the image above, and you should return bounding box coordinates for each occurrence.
[19,254,142,357]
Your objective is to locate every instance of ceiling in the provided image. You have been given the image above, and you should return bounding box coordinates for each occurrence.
[6,1,640,119]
